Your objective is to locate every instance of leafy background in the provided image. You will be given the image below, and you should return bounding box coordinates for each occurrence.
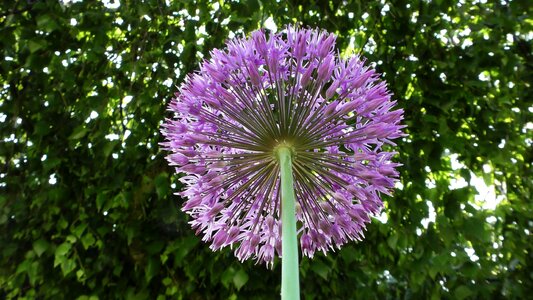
[1,0,532,299]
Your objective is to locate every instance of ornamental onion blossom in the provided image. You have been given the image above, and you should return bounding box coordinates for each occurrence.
[161,26,405,267]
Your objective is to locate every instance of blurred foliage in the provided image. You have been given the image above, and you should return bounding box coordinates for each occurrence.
[1,0,532,299]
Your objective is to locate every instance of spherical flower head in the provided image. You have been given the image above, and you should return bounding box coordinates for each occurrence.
[161,26,405,267]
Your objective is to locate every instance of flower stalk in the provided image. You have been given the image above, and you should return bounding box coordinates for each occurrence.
[278,146,300,300]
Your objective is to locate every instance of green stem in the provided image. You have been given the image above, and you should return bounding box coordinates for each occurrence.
[278,147,300,300]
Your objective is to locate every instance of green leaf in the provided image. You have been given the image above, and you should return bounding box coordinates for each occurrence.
[16,259,30,274]
[81,233,96,249]
[66,234,77,243]
[36,14,59,32]
[60,258,76,276]
[454,285,473,300]
[28,39,47,53]
[233,269,249,290]
[387,234,398,249]
[220,267,235,289]
[311,260,330,280]
[174,236,199,264]
[33,239,50,257]
[28,261,40,285]
[68,125,89,140]
[96,193,106,212]
[463,217,489,242]
[43,157,61,172]
[55,242,71,257]
[145,240,165,255]
[103,140,119,158]
[145,257,161,283]
[154,172,169,199]
[72,223,88,238]
[76,269,85,280]
[162,277,172,286]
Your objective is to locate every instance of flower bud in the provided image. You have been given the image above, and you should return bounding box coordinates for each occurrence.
[300,233,314,258]
[337,96,363,115]
[325,80,340,99]
[252,30,268,57]
[350,69,374,89]
[169,153,189,165]
[317,55,334,83]
[318,33,336,58]
[182,195,203,210]
[323,100,339,117]
[293,33,307,60]
[181,164,206,174]
[300,64,315,87]
[248,65,261,86]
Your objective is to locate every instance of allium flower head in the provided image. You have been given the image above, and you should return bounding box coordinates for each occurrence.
[161,26,404,266]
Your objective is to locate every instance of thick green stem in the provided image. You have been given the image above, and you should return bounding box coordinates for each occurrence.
[278,147,300,300]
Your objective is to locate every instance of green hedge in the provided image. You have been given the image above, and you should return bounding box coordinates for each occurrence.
[1,0,531,298]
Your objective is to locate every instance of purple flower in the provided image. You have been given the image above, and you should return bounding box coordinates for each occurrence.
[161,26,405,267]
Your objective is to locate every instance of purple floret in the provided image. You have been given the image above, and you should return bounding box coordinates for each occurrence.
[161,26,405,267]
